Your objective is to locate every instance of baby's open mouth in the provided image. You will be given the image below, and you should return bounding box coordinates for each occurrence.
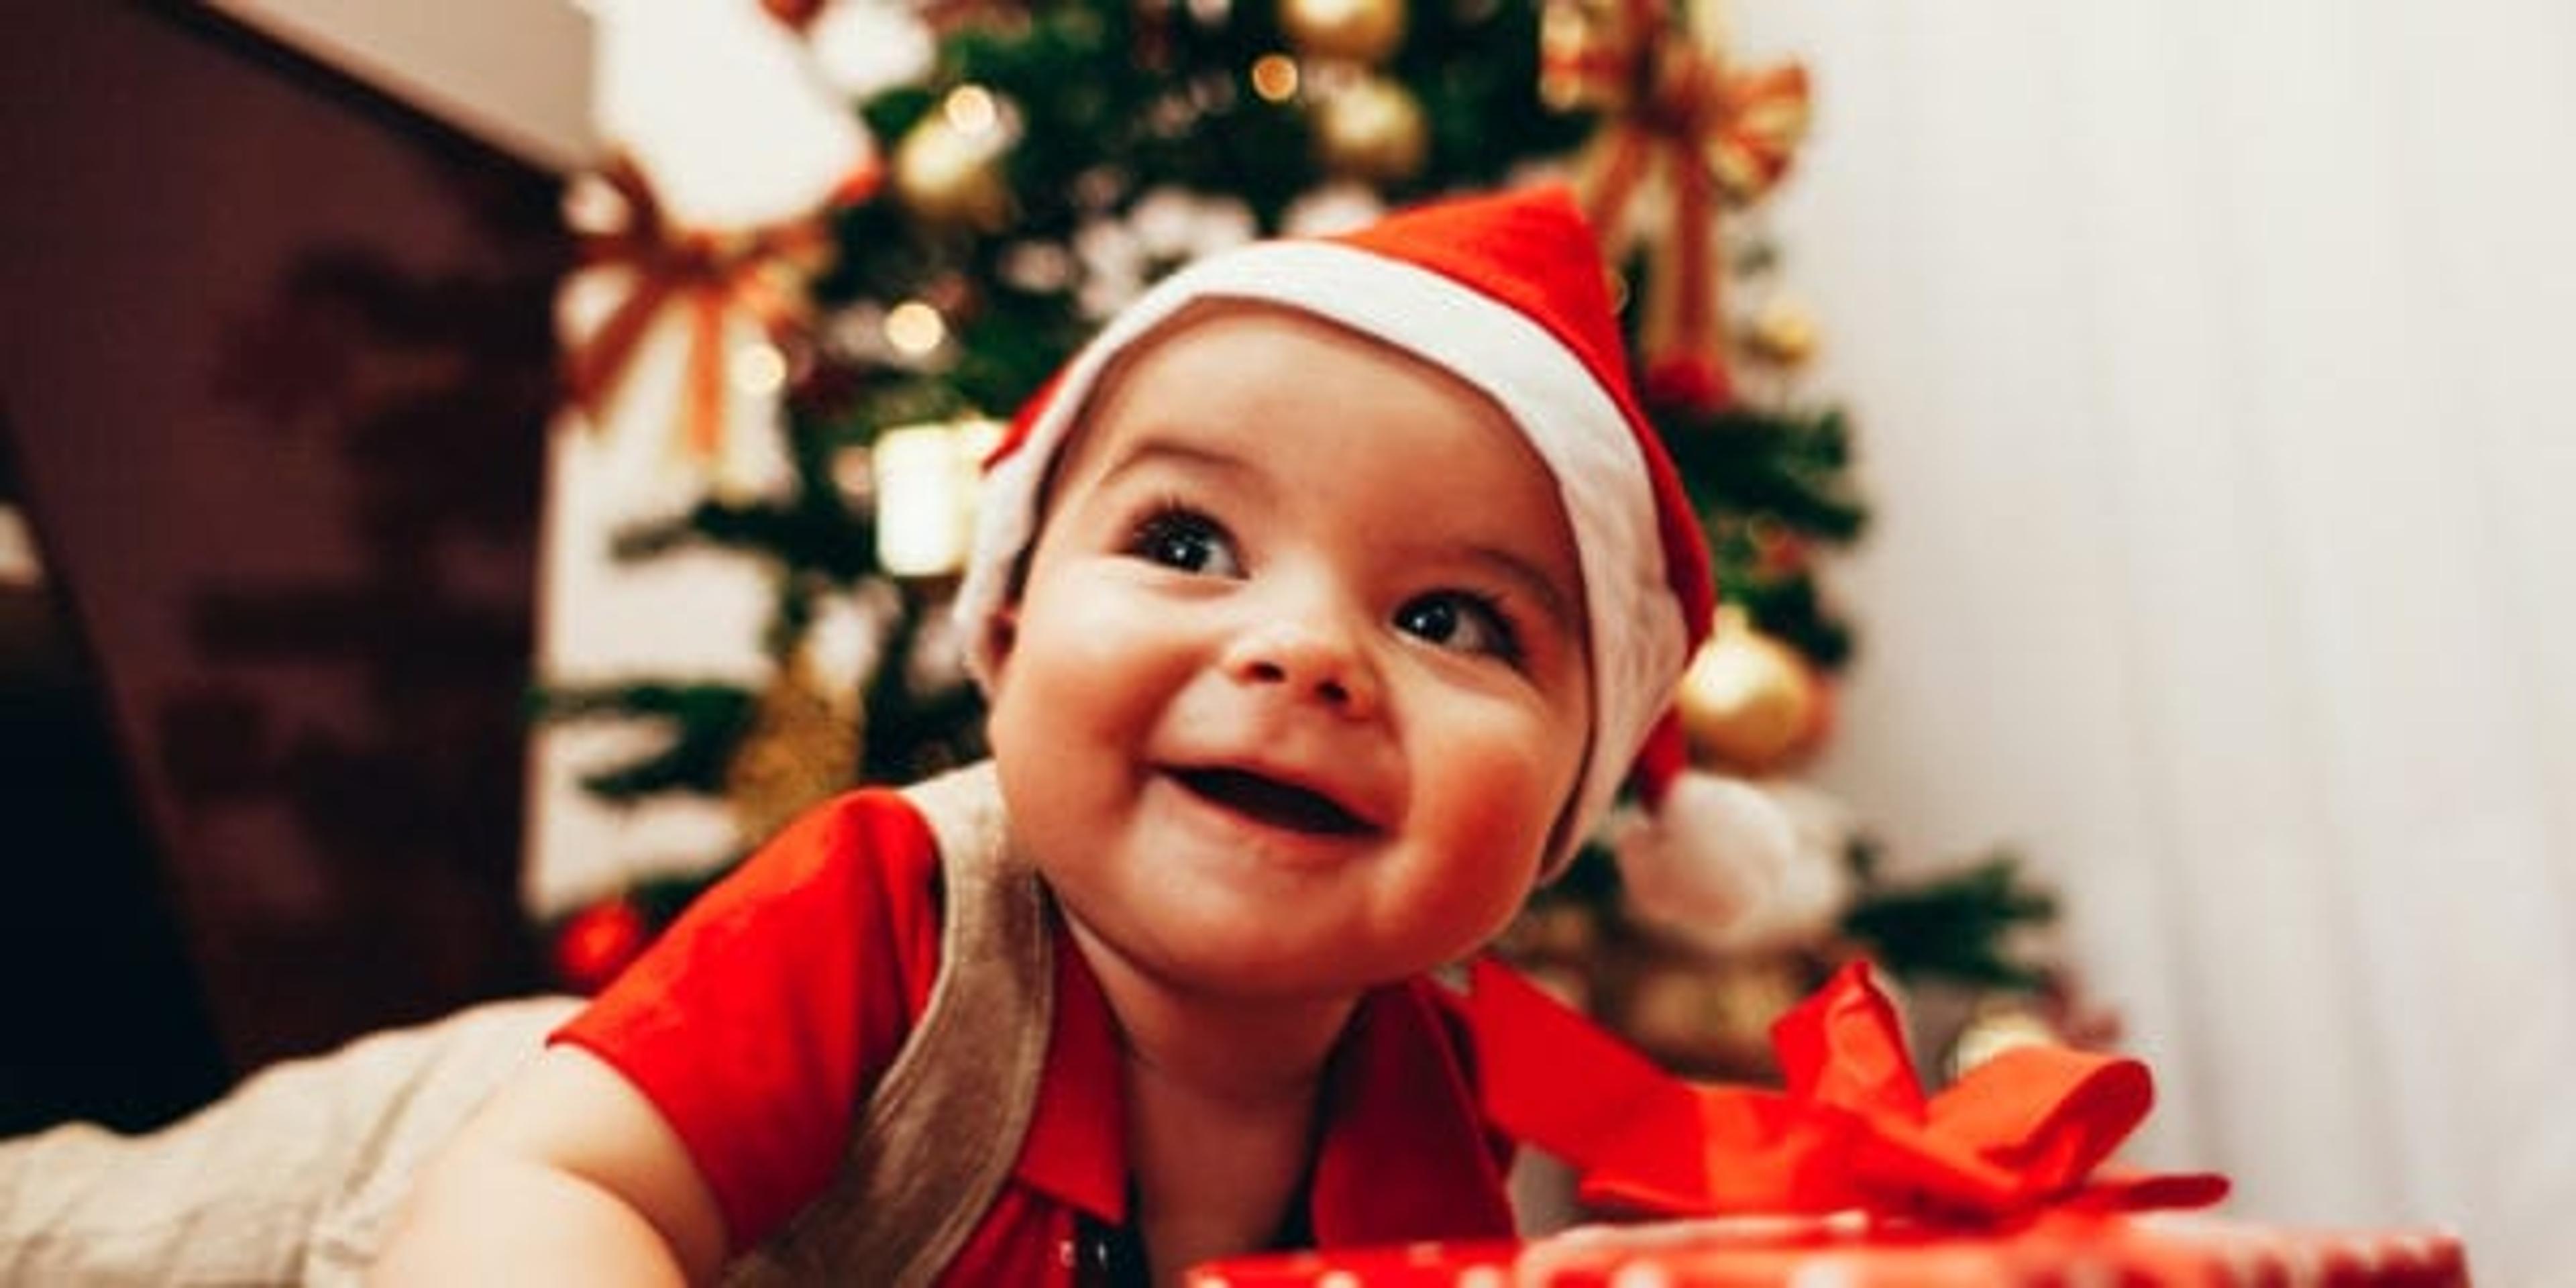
[1171,767,1374,837]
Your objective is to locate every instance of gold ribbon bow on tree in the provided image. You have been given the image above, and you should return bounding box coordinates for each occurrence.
[1542,0,1810,412]
[561,156,841,470]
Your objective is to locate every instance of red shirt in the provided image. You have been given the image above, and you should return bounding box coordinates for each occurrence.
[556,786,1519,1285]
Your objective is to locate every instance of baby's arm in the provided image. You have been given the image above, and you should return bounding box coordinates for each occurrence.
[370,1046,729,1286]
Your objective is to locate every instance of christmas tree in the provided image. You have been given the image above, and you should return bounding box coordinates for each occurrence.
[539,0,2065,1079]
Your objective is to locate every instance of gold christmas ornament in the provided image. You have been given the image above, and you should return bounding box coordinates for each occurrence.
[1539,0,1629,113]
[1250,53,1302,103]
[1501,902,1600,963]
[1947,998,2065,1080]
[1311,76,1430,182]
[1613,949,1812,1078]
[892,89,1016,231]
[724,652,860,844]
[1674,605,1827,775]
[1279,0,1407,64]
[1746,297,1821,369]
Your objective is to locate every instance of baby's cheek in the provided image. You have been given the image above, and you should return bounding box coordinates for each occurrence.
[1463,737,1576,865]
[1443,738,1566,869]
[1022,586,1195,722]
[1053,602,1171,681]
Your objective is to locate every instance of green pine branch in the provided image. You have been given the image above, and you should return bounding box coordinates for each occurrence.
[1839,841,2059,988]
[530,681,759,800]
[1659,405,1870,542]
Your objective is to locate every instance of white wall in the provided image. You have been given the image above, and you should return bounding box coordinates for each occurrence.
[209,0,596,169]
[1739,2,2576,1281]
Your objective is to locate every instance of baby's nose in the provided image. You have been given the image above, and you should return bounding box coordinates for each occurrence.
[1221,616,1383,718]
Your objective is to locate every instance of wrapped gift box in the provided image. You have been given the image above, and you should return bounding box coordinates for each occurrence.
[1196,961,2473,1286]
[1187,1211,2471,1287]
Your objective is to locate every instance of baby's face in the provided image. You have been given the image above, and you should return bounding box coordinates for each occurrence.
[983,305,1593,1000]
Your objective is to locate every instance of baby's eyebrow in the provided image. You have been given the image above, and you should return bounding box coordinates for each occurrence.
[1464,542,1583,644]
[1092,436,1259,490]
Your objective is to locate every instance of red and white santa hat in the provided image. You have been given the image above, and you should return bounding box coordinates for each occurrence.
[954,185,1735,873]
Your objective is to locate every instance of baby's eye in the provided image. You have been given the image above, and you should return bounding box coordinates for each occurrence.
[1127,505,1242,577]
[1395,592,1520,661]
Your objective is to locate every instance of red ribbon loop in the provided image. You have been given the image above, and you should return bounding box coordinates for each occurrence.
[1463,958,2229,1224]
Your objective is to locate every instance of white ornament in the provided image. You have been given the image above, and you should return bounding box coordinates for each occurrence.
[1072,215,1149,320]
[1128,186,1258,261]
[808,0,937,99]
[589,0,872,230]
[1283,180,1388,236]
[1076,187,1259,319]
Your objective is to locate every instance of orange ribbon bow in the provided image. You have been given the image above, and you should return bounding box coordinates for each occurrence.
[1464,958,2229,1224]
[562,156,840,465]
[1541,0,1810,411]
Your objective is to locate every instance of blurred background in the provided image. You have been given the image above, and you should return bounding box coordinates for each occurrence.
[4,0,2569,1282]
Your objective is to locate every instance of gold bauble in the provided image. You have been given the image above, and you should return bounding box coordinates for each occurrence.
[1500,902,1599,963]
[1613,950,1809,1078]
[1280,0,1407,64]
[1674,607,1827,775]
[724,653,860,844]
[1746,297,1821,369]
[1312,76,1429,182]
[892,111,1013,231]
[1538,0,1630,113]
[1947,1000,2063,1079]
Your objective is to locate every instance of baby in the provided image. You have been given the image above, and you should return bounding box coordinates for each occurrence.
[374,184,1716,1286]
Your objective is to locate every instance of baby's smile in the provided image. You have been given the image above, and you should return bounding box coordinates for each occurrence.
[1167,765,1380,837]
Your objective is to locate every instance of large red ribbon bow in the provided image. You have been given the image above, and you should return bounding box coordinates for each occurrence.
[1463,958,2229,1223]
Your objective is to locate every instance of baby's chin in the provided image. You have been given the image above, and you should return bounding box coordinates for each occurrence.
[1124,915,1501,1006]
[1036,833,1528,1001]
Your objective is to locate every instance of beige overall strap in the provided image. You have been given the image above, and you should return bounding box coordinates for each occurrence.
[726,760,1056,1288]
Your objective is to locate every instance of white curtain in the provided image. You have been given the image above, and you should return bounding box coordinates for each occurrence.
[1739,1,2576,1280]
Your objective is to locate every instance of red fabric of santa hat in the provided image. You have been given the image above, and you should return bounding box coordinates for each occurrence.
[954,185,1718,872]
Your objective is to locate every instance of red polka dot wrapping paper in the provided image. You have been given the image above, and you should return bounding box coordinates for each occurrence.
[1185,1212,2470,1287]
